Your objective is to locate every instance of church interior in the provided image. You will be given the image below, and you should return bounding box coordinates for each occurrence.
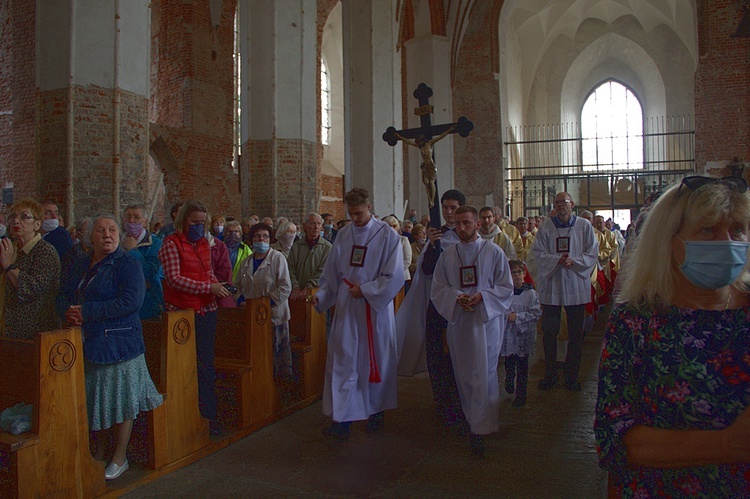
[1,0,749,496]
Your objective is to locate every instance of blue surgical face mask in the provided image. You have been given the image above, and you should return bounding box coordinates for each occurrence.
[678,236,750,289]
[253,241,270,253]
[41,218,59,233]
[188,223,205,242]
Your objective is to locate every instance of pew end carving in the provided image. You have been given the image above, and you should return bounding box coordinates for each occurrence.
[141,310,210,470]
[0,328,106,498]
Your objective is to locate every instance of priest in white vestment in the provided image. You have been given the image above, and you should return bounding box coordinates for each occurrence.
[313,188,404,439]
[430,206,514,455]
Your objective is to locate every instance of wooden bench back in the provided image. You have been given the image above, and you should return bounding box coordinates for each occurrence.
[216,297,271,364]
[216,299,277,426]
[0,328,105,498]
[142,310,210,469]
[288,295,326,347]
[288,295,328,401]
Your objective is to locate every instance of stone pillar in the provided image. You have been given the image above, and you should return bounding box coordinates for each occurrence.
[0,0,36,201]
[240,0,318,221]
[342,0,402,217]
[695,0,750,172]
[403,33,454,217]
[37,0,150,221]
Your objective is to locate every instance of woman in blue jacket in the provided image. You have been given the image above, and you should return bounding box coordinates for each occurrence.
[58,214,163,481]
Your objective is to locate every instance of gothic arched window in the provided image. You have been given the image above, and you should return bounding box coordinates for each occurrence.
[321,58,331,146]
[581,80,643,171]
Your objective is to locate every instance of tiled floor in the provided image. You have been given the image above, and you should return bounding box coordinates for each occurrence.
[125,322,609,498]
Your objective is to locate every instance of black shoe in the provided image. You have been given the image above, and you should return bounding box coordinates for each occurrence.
[511,396,526,407]
[505,378,515,394]
[365,412,385,433]
[564,379,582,391]
[321,422,350,440]
[538,377,558,391]
[469,433,485,457]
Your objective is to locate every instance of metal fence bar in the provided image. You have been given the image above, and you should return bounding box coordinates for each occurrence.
[504,115,695,217]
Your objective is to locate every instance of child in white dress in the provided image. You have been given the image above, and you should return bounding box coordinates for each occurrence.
[502,259,542,407]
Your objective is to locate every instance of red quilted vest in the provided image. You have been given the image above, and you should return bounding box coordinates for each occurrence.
[162,232,215,311]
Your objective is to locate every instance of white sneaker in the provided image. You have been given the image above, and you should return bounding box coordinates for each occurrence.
[104,460,129,480]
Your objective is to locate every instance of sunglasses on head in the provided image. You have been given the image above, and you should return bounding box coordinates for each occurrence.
[678,175,748,194]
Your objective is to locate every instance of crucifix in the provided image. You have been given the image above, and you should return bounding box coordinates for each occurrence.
[382,83,473,233]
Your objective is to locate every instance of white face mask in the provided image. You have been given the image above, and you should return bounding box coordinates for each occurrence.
[41,219,59,232]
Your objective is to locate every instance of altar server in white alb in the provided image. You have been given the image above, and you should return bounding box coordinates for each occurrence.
[312,188,404,440]
[532,191,598,392]
[430,205,514,456]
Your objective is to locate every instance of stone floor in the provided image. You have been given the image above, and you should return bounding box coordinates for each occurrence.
[125,321,609,498]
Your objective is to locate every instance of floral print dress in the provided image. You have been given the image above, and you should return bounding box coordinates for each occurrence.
[595,304,750,498]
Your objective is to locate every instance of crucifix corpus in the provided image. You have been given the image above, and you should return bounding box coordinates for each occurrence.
[383,83,473,232]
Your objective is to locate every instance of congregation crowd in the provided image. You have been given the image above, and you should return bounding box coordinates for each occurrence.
[0,174,748,495]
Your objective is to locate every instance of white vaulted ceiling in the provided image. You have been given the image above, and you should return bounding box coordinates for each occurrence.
[503,0,696,88]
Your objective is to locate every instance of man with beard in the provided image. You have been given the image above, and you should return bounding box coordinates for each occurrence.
[431,206,513,455]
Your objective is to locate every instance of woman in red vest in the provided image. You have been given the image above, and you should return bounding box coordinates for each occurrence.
[158,200,232,434]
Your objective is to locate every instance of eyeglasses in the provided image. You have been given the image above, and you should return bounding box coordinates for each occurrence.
[510,270,525,275]
[8,212,35,223]
[553,200,572,206]
[679,175,748,194]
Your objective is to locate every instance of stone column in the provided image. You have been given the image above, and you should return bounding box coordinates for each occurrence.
[0,0,36,201]
[37,0,150,221]
[240,0,318,221]
[342,0,402,217]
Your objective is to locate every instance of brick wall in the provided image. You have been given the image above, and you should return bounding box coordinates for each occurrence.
[451,0,505,209]
[695,0,750,170]
[36,88,68,208]
[0,0,36,201]
[149,0,240,222]
[37,86,150,220]
[245,138,320,224]
[319,173,344,221]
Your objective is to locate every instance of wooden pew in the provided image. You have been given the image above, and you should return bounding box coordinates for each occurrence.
[0,328,106,498]
[142,310,210,470]
[215,298,276,429]
[289,295,327,402]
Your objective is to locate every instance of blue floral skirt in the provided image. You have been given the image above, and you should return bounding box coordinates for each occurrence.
[85,354,163,431]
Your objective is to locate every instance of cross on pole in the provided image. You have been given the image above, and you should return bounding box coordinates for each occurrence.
[382,83,473,232]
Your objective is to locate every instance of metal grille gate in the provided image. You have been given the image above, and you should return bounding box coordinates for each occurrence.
[504,116,695,221]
